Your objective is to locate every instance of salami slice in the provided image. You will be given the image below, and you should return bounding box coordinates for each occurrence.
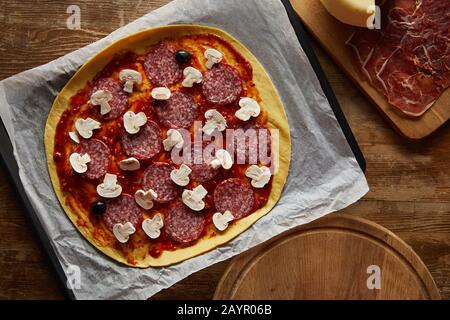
[144,43,182,87]
[75,139,111,180]
[202,64,243,106]
[214,178,254,219]
[164,201,205,243]
[122,120,162,160]
[185,141,219,182]
[102,194,141,230]
[154,92,199,129]
[142,162,179,203]
[90,78,128,120]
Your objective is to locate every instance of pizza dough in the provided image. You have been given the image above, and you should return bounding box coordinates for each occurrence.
[44,25,291,267]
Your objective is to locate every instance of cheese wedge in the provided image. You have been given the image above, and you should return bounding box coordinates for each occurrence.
[320,0,376,28]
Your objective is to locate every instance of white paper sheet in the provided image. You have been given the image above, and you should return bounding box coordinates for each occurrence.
[0,0,368,299]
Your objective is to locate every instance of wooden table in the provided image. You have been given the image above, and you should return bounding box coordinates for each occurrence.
[0,0,448,300]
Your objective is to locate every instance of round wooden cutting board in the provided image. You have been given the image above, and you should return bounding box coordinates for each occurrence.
[214,214,440,300]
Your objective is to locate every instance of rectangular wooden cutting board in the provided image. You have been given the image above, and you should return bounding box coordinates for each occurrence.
[290,0,450,140]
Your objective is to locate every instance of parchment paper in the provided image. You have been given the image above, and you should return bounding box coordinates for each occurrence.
[0,0,369,299]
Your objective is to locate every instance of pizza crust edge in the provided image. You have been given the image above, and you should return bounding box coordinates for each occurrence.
[44,25,292,267]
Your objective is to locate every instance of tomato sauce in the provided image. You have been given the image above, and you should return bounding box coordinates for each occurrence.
[53,33,272,263]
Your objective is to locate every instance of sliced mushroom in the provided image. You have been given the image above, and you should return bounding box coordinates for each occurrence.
[142,213,164,239]
[182,185,208,211]
[210,149,233,170]
[75,117,101,139]
[170,164,192,187]
[204,48,223,69]
[69,131,80,144]
[119,69,142,93]
[113,222,136,243]
[69,153,91,173]
[89,90,113,115]
[119,157,140,171]
[134,189,158,210]
[235,97,261,121]
[213,210,235,231]
[203,109,227,135]
[163,129,184,151]
[97,173,122,198]
[245,165,272,188]
[182,67,203,88]
[123,111,147,134]
[151,87,171,100]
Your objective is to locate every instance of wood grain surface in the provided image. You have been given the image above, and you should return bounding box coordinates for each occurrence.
[290,0,450,140]
[214,215,440,300]
[0,0,448,300]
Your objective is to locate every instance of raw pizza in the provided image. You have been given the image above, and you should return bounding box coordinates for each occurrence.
[45,25,291,267]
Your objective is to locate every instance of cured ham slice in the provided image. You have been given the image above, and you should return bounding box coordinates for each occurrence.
[347,0,450,116]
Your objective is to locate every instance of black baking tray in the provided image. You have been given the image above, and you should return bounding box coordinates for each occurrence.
[0,121,76,300]
[281,0,365,170]
[0,0,365,300]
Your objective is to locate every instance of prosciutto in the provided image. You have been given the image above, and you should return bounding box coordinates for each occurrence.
[346,0,450,116]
